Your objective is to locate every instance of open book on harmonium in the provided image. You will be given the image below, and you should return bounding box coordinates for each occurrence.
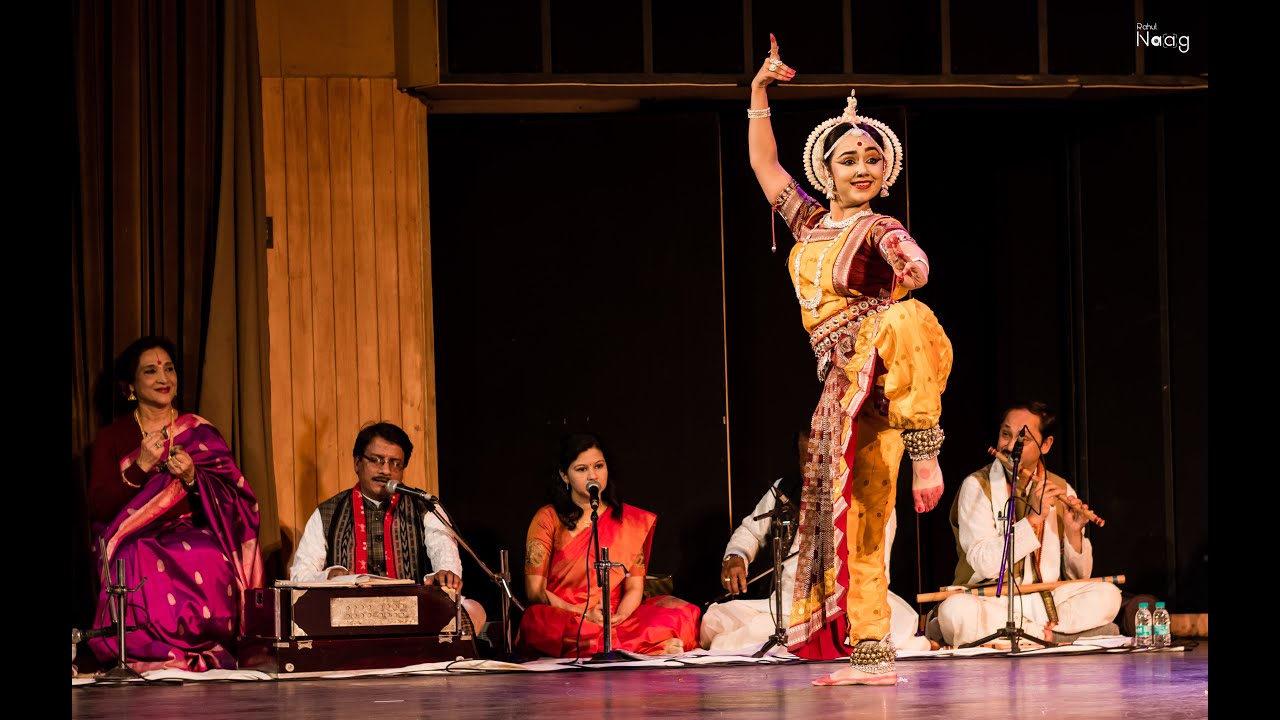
[274,574,415,588]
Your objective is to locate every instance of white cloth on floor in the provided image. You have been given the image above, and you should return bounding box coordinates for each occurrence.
[702,587,927,652]
[936,581,1122,647]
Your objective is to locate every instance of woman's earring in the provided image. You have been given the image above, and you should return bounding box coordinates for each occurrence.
[880,186,890,198]
[128,388,136,401]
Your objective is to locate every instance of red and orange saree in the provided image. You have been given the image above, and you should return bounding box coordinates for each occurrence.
[517,504,700,658]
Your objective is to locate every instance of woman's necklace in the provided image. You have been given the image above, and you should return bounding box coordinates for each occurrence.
[134,407,177,440]
[793,209,873,318]
[820,209,871,230]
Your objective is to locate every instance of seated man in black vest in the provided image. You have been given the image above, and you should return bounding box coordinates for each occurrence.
[288,421,486,630]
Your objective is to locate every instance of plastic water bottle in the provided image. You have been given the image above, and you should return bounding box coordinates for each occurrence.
[1152,601,1171,648]
[1134,602,1153,648]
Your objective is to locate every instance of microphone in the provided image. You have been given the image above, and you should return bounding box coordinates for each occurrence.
[71,627,114,644]
[386,479,437,504]
[1008,422,1029,497]
[587,481,601,510]
[754,486,793,522]
[1008,426,1027,484]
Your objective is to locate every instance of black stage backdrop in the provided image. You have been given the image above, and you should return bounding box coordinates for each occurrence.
[428,94,1208,625]
[428,112,733,618]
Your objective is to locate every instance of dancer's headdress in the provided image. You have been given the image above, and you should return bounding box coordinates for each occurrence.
[802,89,903,198]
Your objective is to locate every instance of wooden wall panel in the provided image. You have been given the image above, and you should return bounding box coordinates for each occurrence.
[304,78,340,504]
[282,78,318,546]
[261,78,296,549]
[371,80,404,428]
[349,80,382,429]
[262,76,437,561]
[394,90,428,485]
[415,96,440,481]
[327,78,360,500]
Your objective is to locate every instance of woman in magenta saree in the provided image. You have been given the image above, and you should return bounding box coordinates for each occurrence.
[87,337,263,672]
[517,433,701,659]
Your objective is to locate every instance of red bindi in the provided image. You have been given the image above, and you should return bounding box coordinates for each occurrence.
[857,141,863,146]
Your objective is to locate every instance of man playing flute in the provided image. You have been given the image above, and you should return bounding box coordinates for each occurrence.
[934,402,1122,648]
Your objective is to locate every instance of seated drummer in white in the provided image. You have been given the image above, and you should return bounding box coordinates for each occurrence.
[702,432,927,653]
[288,422,486,630]
[936,403,1120,647]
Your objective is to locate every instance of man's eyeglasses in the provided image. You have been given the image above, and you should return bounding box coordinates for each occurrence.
[361,453,405,472]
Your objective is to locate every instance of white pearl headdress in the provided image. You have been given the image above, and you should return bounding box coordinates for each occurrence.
[802,89,904,199]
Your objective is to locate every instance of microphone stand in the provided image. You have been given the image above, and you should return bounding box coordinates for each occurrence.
[92,539,146,682]
[422,497,526,661]
[583,497,630,664]
[961,432,1056,653]
[752,500,794,658]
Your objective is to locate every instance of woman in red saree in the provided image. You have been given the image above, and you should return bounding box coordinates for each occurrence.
[86,337,264,672]
[517,433,701,659]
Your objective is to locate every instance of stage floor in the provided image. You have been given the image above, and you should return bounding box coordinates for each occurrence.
[72,642,1208,720]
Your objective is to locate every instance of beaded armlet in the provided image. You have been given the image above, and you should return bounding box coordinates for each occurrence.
[769,179,800,253]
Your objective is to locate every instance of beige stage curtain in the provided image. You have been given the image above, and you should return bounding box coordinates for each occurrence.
[198,0,282,580]
[71,0,279,626]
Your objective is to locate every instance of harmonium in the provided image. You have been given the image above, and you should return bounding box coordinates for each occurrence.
[237,583,478,674]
